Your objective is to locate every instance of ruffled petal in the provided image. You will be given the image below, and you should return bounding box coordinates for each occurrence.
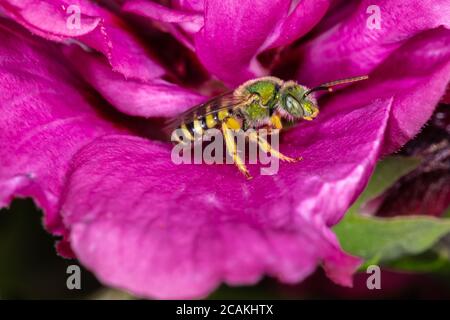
[0,0,101,38]
[194,0,290,85]
[64,46,205,118]
[297,0,450,85]
[0,0,165,80]
[262,0,331,50]
[122,0,330,83]
[0,20,122,234]
[123,0,203,27]
[318,27,450,153]
[59,96,391,298]
[122,0,203,50]
[123,0,329,82]
[194,0,333,84]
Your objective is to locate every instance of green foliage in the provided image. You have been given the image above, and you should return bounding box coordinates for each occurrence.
[334,156,450,271]
[335,212,450,268]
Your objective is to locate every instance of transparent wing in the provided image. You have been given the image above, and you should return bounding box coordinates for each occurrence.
[163,90,249,133]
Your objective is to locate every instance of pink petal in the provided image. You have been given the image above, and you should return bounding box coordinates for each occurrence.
[0,0,164,81]
[319,27,450,154]
[262,0,331,50]
[172,0,204,12]
[60,97,391,298]
[122,0,203,50]
[193,0,329,85]
[297,0,450,85]
[0,0,101,38]
[123,0,203,27]
[64,46,205,118]
[0,20,122,235]
[195,0,329,85]
[122,1,329,83]
[194,0,289,85]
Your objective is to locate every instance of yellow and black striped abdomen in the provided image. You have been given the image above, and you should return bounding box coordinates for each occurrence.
[176,108,239,143]
[178,116,208,142]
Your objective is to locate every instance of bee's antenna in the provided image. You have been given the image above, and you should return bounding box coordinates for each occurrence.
[304,75,369,96]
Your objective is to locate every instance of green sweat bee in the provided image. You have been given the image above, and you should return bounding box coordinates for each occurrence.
[165,75,368,179]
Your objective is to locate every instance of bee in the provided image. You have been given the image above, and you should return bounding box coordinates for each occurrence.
[165,75,368,179]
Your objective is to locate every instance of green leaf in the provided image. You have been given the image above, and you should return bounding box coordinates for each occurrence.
[335,213,450,267]
[334,156,450,269]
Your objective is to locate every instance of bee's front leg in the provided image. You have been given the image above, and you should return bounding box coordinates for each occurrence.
[222,119,252,180]
[257,115,283,135]
[270,114,283,130]
[247,130,302,163]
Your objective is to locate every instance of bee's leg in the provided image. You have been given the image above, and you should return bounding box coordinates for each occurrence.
[270,114,283,130]
[221,120,252,180]
[248,131,302,163]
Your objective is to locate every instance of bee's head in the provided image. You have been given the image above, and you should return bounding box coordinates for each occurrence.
[279,81,319,121]
[278,76,369,121]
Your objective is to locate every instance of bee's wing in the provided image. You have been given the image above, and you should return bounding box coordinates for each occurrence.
[163,90,249,136]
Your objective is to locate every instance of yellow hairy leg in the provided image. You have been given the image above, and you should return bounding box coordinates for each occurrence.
[222,120,252,180]
[270,114,283,130]
[248,131,302,163]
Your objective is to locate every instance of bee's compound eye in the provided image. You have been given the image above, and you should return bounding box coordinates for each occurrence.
[285,95,303,116]
[286,95,296,109]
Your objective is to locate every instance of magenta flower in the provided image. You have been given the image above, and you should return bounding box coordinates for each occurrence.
[0,0,449,298]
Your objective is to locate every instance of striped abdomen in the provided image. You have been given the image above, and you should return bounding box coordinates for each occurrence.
[176,108,238,143]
